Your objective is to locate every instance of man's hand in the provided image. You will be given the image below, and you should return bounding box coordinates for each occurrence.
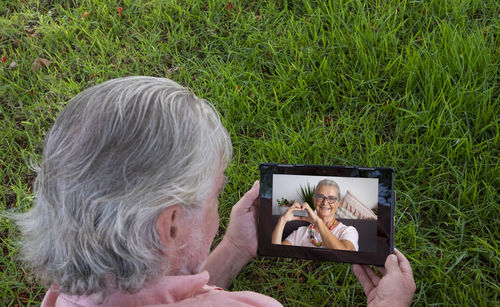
[204,180,260,287]
[223,180,260,259]
[353,249,416,307]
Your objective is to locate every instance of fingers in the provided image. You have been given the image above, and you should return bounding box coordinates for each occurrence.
[301,202,313,211]
[282,202,303,221]
[300,203,317,223]
[353,264,375,296]
[286,202,302,214]
[363,264,381,285]
[393,249,416,294]
[394,248,413,276]
[299,202,314,216]
[384,252,402,274]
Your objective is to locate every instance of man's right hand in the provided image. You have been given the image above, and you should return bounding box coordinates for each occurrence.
[353,248,416,307]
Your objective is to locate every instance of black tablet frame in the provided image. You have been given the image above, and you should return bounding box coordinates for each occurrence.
[258,163,395,266]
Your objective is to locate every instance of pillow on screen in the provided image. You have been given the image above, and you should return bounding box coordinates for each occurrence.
[335,190,377,220]
[335,206,359,219]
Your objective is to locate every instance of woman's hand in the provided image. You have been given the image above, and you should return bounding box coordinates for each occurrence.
[272,201,307,245]
[281,202,320,226]
[280,202,305,223]
[300,202,320,226]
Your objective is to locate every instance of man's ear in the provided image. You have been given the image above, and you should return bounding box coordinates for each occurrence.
[156,205,181,249]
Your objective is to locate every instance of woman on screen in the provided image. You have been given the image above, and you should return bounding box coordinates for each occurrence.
[271,179,359,251]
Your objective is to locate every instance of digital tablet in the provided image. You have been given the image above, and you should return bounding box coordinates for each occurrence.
[258,163,395,266]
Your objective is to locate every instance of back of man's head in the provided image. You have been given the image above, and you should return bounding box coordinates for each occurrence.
[15,76,232,296]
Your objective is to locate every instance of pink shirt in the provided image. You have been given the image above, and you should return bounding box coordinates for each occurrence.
[41,271,282,307]
[285,222,359,251]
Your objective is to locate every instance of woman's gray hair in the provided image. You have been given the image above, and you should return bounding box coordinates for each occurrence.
[315,179,340,197]
[14,76,232,296]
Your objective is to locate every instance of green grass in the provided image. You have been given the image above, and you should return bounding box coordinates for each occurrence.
[1,0,499,305]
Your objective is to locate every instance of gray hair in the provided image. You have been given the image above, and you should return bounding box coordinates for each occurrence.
[14,76,232,296]
[315,179,340,197]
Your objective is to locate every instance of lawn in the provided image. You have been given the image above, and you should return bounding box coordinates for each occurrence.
[1,0,499,305]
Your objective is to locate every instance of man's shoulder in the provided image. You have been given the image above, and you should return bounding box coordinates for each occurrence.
[160,289,282,307]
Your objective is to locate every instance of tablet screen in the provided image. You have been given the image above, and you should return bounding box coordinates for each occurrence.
[258,163,395,266]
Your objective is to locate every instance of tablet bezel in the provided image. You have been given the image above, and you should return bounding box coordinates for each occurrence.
[258,163,395,266]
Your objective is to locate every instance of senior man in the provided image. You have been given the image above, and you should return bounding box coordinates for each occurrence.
[15,77,415,306]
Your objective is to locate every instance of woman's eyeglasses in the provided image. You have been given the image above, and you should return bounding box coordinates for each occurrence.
[313,194,338,204]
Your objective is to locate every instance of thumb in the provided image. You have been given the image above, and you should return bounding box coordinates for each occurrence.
[237,180,260,209]
[384,253,401,274]
[248,180,259,196]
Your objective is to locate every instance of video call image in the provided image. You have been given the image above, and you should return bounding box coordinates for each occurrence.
[271,174,379,253]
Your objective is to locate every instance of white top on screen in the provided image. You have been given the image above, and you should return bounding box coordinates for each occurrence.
[284,222,359,251]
